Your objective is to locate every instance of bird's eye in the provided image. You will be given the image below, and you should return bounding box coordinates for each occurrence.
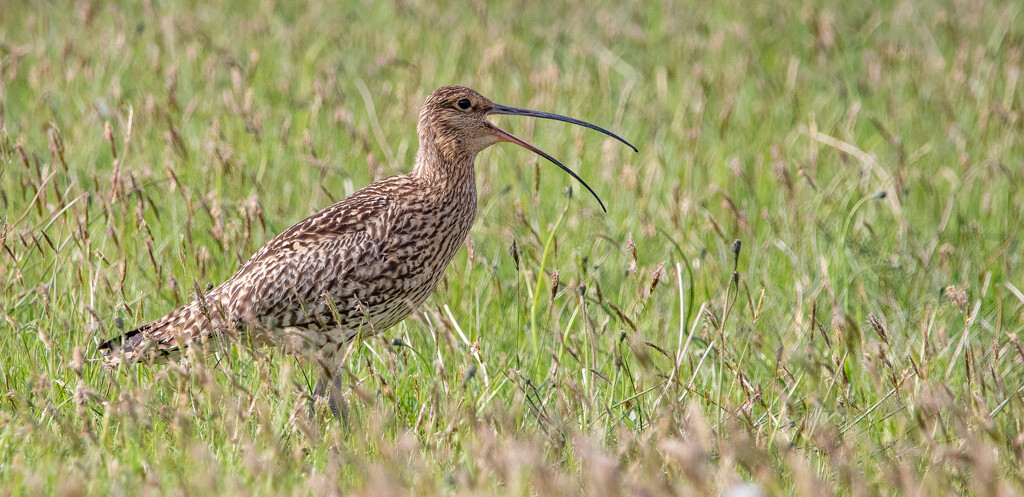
[457,98,472,110]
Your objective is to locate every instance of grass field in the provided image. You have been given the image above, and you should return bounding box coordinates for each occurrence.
[2,0,1024,495]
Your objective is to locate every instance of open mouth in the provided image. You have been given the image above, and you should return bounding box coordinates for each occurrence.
[487,104,638,212]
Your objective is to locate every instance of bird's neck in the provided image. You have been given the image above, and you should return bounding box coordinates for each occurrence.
[411,142,478,196]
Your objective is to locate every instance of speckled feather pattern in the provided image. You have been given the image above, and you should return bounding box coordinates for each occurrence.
[100,87,485,374]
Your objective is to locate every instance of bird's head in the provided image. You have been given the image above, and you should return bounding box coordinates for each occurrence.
[415,85,637,212]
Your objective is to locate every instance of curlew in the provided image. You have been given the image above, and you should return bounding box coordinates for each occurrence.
[99,86,636,401]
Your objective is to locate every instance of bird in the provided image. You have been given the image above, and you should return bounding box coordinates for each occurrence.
[99,85,636,402]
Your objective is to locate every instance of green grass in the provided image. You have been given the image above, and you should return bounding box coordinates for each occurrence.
[2,0,1023,494]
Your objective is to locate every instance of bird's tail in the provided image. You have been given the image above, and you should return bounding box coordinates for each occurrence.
[99,300,218,367]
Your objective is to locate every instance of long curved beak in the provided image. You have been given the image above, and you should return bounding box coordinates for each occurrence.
[488,103,637,213]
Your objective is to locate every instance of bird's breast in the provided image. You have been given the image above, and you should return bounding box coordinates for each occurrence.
[399,190,474,268]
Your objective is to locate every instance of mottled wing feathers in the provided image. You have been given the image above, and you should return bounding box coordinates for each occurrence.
[100,179,402,367]
[223,187,395,328]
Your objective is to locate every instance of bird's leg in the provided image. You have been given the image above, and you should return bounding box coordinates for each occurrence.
[311,369,347,422]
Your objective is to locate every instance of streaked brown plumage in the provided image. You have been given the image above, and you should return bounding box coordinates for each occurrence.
[99,85,635,388]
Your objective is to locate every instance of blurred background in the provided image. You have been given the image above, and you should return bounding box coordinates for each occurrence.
[1,0,1023,495]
